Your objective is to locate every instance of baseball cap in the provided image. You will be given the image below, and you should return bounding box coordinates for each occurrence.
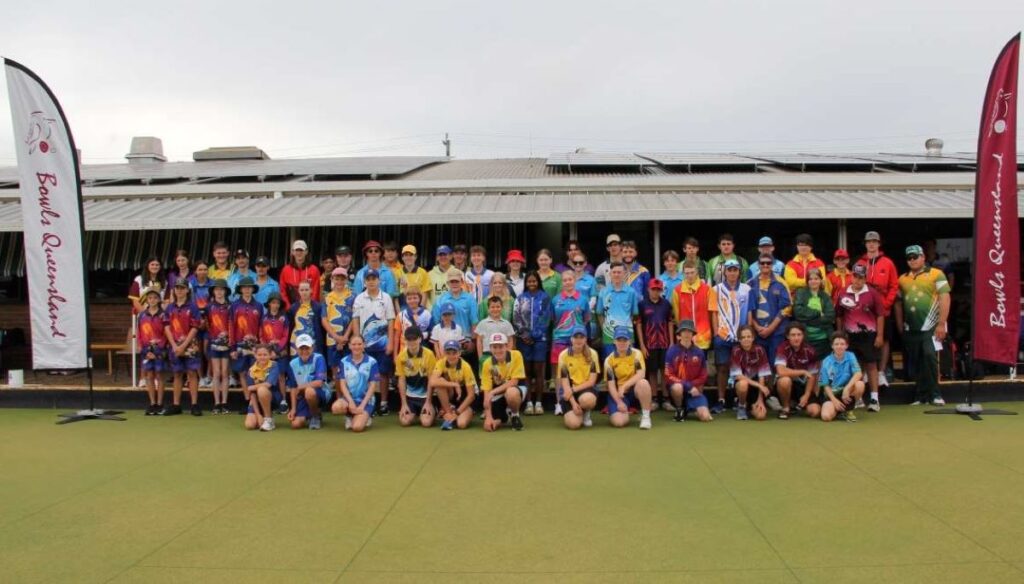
[758,253,774,263]
[362,240,382,253]
[335,245,352,255]
[452,244,468,253]
[505,249,526,264]
[795,233,814,246]
[834,249,849,259]
[864,231,881,242]
[364,268,380,279]
[141,286,161,298]
[443,339,461,352]
[606,234,622,245]
[173,279,189,288]
[292,240,308,251]
[331,267,348,277]
[852,264,868,278]
[570,325,588,337]
[488,332,508,346]
[905,244,924,257]
[758,236,774,246]
[648,278,664,290]
[254,256,270,266]
[613,326,632,340]
[440,302,455,315]
[295,334,314,348]
[445,267,463,281]
[436,245,452,255]
[723,259,741,269]
[234,249,249,258]
[401,244,417,255]
[677,320,697,334]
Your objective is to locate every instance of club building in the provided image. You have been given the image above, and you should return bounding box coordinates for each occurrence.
[0,137,1022,372]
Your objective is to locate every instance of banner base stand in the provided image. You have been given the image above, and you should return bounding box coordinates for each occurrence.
[56,409,126,424]
[924,403,1017,421]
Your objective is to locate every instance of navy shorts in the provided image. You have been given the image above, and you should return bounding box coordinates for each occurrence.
[713,338,737,366]
[686,393,709,410]
[293,387,335,418]
[140,354,167,373]
[367,349,394,375]
[328,346,345,370]
[559,387,598,413]
[607,389,636,415]
[646,348,667,373]
[518,339,548,363]
[231,353,255,374]
[206,347,230,360]
[169,352,202,374]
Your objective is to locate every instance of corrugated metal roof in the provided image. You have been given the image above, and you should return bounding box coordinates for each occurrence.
[2,187,1018,232]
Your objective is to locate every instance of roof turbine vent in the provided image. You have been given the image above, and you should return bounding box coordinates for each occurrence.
[925,138,944,157]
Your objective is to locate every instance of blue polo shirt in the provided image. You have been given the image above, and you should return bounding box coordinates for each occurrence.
[596,284,639,344]
[286,353,328,388]
[819,351,861,389]
[432,291,478,339]
[340,353,380,403]
[352,265,399,298]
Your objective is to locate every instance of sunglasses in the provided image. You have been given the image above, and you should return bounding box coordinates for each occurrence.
[759,261,772,266]
[572,261,586,266]
[448,279,461,284]
[366,248,381,253]
[906,254,921,260]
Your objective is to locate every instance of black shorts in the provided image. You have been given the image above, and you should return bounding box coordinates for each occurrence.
[559,388,597,412]
[406,396,435,414]
[645,348,666,374]
[489,397,511,422]
[848,332,880,365]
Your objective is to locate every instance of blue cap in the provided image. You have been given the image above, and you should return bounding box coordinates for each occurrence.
[570,325,587,337]
[613,326,632,340]
[436,245,452,255]
[364,268,380,279]
[723,259,741,269]
[440,302,455,315]
[443,339,461,352]
[758,236,773,246]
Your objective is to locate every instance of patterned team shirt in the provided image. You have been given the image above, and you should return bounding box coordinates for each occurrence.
[340,354,380,403]
[323,289,354,348]
[352,290,397,352]
[897,267,950,332]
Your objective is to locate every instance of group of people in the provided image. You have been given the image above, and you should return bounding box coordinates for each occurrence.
[127,230,951,430]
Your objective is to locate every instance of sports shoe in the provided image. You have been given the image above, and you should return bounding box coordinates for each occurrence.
[211,405,221,415]
[524,402,535,416]
[931,397,946,406]
[736,407,748,421]
[778,409,790,420]
[534,402,544,415]
[344,416,352,430]
[161,404,182,416]
[878,371,889,387]
[639,414,652,430]
[199,376,212,388]
[765,396,782,411]
[145,404,159,416]
[308,416,322,430]
[673,408,685,422]
[910,400,924,406]
[661,400,675,412]
[260,417,275,431]
[366,417,373,427]
[378,402,391,416]
[511,414,524,431]
[867,399,881,412]
[554,403,564,416]
[582,411,593,428]
[277,400,289,415]
[711,400,726,415]
[228,377,238,388]
[841,410,858,422]
[441,419,454,431]
[854,398,865,409]
[190,404,202,416]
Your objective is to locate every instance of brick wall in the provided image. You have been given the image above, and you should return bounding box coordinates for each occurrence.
[0,302,132,345]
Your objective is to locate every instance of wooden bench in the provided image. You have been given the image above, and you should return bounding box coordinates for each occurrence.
[90,342,128,375]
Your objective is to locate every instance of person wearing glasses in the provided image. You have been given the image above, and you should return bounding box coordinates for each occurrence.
[432,267,479,367]
[894,244,951,406]
[746,236,785,280]
[595,234,625,292]
[352,240,399,302]
[747,253,792,369]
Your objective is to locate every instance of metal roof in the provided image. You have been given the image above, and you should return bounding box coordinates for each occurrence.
[1,186,1019,232]
[545,152,654,168]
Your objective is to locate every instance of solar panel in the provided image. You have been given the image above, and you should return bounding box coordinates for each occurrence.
[745,153,877,170]
[545,152,653,167]
[635,153,762,171]
[858,153,975,170]
[0,156,448,185]
[944,152,1024,168]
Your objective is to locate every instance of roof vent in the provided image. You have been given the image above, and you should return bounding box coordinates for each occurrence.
[125,136,167,164]
[192,146,270,161]
[925,138,944,156]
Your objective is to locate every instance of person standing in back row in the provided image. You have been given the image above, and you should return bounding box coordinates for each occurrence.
[894,244,950,406]
[280,240,321,309]
[595,233,624,291]
[707,233,749,285]
[856,231,899,387]
[784,233,830,296]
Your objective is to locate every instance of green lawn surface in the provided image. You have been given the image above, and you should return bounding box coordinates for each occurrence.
[1,405,1023,583]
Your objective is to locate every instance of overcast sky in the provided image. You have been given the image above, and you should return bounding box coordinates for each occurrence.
[1,0,1022,164]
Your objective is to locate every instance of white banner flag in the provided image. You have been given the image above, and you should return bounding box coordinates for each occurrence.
[5,59,89,369]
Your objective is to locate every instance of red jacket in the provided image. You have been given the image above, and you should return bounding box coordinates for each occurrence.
[855,252,898,315]
[279,263,322,309]
[827,267,853,306]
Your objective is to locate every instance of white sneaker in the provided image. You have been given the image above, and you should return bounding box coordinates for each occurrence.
[344,415,352,430]
[259,417,275,431]
[765,396,782,411]
[931,397,946,406]
[878,372,889,387]
[138,379,147,388]
[229,377,238,388]
[199,376,212,388]
[639,414,652,430]
[910,400,924,406]
[582,411,593,427]
[523,402,534,415]
[661,401,675,412]
[554,403,564,416]
[854,398,865,409]
[366,417,373,427]
[534,402,544,415]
